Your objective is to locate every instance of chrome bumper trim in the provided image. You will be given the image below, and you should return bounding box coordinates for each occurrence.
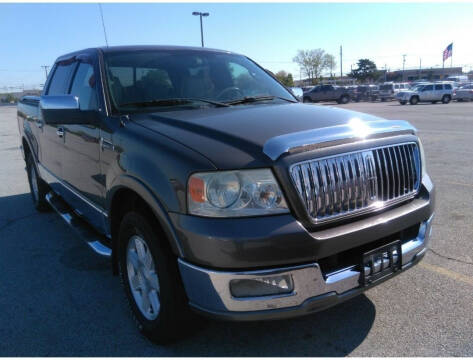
[178,214,433,314]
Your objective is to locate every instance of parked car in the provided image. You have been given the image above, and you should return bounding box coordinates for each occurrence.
[396,82,453,105]
[453,83,473,101]
[379,82,410,101]
[354,85,379,102]
[303,84,352,104]
[17,45,434,343]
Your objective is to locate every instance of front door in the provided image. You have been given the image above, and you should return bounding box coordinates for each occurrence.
[420,84,434,101]
[61,60,106,233]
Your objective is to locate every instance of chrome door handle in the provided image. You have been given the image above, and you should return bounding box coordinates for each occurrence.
[35,118,43,129]
[56,127,65,138]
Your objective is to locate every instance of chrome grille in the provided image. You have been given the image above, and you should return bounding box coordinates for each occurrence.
[290,143,420,224]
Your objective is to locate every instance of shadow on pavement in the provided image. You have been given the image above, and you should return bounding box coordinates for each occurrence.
[0,192,376,356]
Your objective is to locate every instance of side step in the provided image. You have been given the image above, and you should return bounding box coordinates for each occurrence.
[45,192,112,257]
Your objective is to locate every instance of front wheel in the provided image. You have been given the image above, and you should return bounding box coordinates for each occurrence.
[399,101,407,105]
[409,96,419,105]
[118,212,189,344]
[442,95,451,104]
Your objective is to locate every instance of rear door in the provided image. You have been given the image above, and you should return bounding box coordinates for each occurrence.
[38,60,76,193]
[434,84,443,100]
[61,58,106,232]
[320,85,333,100]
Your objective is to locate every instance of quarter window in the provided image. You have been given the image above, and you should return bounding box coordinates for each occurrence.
[47,62,76,95]
[423,85,433,91]
[434,84,443,90]
[444,84,452,90]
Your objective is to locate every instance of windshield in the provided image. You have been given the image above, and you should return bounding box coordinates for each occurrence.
[104,50,295,112]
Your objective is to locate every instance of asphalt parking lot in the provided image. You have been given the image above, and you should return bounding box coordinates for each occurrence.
[1,101,472,356]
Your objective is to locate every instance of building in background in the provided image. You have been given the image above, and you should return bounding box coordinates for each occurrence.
[387,67,463,82]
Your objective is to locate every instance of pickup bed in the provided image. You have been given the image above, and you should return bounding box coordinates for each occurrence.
[18,45,435,343]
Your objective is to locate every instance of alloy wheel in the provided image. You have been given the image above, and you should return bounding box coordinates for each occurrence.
[126,235,161,320]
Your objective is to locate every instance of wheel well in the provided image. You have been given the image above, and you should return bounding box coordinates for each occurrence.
[109,188,170,274]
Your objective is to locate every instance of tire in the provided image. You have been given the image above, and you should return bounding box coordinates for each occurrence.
[381,98,386,102]
[118,211,189,344]
[303,97,311,103]
[409,96,419,105]
[26,155,50,211]
[457,98,463,102]
[442,95,451,104]
[431,101,437,104]
[339,95,349,104]
[399,101,407,105]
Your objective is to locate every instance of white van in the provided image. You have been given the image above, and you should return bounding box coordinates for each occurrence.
[379,82,410,101]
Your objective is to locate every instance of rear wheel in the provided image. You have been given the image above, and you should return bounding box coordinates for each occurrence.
[442,95,451,104]
[118,212,189,344]
[431,101,437,104]
[409,96,419,105]
[339,95,349,104]
[26,155,49,212]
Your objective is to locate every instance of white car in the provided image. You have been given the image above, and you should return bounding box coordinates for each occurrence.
[396,82,453,105]
[379,82,410,101]
[453,83,473,101]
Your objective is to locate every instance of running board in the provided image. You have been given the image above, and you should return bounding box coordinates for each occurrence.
[45,192,112,257]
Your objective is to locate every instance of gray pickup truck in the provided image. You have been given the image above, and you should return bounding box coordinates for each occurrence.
[302,84,353,104]
[17,45,434,343]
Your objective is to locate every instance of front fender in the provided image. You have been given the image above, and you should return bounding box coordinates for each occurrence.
[107,174,184,257]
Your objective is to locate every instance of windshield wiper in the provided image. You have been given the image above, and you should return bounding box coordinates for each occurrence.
[119,98,230,108]
[224,95,297,105]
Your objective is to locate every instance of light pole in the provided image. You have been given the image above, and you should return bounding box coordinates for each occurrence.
[192,11,209,47]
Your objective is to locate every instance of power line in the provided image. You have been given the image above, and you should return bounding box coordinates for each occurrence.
[41,65,50,81]
[98,3,109,47]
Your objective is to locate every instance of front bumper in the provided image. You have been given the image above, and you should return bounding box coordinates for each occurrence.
[179,214,433,321]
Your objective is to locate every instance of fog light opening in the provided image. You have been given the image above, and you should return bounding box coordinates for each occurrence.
[230,275,294,298]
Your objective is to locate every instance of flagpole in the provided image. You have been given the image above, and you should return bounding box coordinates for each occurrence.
[451,41,453,68]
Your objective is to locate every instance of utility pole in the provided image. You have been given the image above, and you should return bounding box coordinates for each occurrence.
[402,54,406,81]
[339,45,343,81]
[192,11,209,47]
[384,64,387,82]
[419,58,422,80]
[41,65,50,80]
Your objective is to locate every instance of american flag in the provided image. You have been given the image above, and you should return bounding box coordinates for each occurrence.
[443,43,453,61]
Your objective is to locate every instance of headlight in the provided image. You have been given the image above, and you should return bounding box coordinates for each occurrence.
[188,169,289,217]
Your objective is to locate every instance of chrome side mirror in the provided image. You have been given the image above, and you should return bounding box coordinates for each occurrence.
[40,95,98,125]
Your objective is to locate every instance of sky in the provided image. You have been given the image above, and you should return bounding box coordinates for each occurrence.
[1,2,473,90]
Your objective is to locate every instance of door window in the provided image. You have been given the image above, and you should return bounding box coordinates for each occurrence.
[47,62,76,95]
[434,84,443,90]
[423,85,433,91]
[69,63,98,110]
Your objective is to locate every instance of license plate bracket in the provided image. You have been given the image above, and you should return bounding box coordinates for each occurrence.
[361,240,402,286]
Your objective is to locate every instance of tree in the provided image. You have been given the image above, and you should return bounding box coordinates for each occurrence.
[349,59,382,83]
[293,49,330,84]
[275,70,294,87]
[323,54,337,78]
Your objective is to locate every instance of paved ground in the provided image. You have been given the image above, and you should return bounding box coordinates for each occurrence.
[0,102,472,356]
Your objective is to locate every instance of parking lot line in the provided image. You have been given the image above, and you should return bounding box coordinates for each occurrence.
[419,262,473,286]
[441,181,473,188]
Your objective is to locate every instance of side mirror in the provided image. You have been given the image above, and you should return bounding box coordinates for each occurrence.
[290,87,303,101]
[40,95,98,125]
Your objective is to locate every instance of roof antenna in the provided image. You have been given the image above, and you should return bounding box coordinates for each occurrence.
[98,3,109,47]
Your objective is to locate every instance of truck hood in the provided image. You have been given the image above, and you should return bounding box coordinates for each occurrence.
[130,103,414,169]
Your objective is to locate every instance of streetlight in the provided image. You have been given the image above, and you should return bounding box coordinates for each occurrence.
[192,11,209,47]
